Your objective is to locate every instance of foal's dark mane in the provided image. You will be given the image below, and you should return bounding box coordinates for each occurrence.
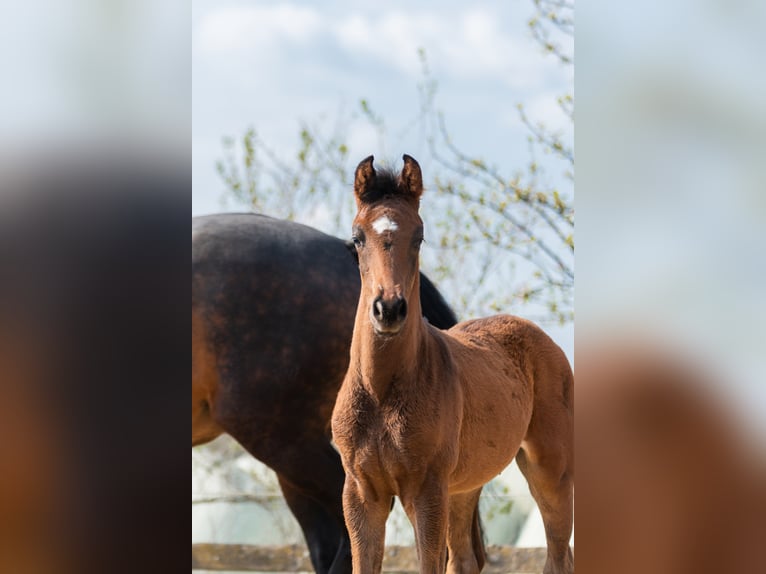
[356,167,409,205]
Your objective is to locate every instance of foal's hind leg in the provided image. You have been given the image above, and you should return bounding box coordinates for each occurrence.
[516,402,574,574]
[516,447,573,574]
[446,488,484,574]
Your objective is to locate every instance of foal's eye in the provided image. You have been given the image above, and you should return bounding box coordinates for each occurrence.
[351,226,366,249]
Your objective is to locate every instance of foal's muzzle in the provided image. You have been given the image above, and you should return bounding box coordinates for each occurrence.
[371,295,408,334]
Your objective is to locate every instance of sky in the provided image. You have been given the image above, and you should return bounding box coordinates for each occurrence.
[191,0,575,357]
[191,0,573,212]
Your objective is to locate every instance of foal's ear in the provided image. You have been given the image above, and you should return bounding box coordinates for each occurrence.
[400,154,423,200]
[354,155,376,203]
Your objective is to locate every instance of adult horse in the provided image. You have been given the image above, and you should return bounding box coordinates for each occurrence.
[192,213,461,574]
[331,156,574,574]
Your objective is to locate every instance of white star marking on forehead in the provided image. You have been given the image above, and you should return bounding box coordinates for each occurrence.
[371,215,398,234]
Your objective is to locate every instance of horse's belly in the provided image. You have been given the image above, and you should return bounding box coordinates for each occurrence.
[448,433,521,494]
[449,373,533,493]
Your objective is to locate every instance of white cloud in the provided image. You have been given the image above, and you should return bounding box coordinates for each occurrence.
[445,10,536,82]
[196,4,321,54]
[334,7,551,88]
[194,3,553,89]
[335,11,437,76]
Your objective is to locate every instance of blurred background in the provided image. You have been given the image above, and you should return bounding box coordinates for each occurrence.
[578,0,766,432]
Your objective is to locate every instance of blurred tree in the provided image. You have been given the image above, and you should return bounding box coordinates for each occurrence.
[216,1,573,325]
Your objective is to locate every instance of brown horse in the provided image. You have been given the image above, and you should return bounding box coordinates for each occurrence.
[331,155,574,574]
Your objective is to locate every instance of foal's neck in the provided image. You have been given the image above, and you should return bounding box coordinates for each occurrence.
[350,291,427,403]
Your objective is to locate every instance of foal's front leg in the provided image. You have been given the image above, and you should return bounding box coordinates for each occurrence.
[342,477,391,574]
[401,475,449,574]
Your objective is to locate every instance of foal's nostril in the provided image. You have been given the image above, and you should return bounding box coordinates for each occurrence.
[373,297,384,320]
[372,296,407,327]
[396,298,407,321]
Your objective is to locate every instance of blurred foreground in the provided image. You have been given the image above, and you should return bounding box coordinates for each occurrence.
[0,151,188,574]
[576,341,765,573]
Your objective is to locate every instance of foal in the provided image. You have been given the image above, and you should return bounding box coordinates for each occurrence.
[331,155,574,574]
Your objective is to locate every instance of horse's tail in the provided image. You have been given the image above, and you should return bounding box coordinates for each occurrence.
[472,498,487,570]
[418,272,458,329]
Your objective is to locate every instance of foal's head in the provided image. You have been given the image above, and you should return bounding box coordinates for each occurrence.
[351,154,424,337]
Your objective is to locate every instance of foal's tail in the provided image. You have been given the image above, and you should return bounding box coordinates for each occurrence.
[472,500,487,570]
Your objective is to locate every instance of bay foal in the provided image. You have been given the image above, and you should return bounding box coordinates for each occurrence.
[331,155,574,574]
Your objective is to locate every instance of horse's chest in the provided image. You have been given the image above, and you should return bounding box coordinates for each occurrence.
[350,407,434,481]
[334,382,459,493]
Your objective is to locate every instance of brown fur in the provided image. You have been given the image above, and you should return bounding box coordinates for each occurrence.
[331,155,574,574]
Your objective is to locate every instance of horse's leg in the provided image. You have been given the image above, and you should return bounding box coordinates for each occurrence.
[235,434,351,574]
[446,488,484,574]
[342,478,391,574]
[516,380,574,574]
[516,447,573,574]
[400,475,449,574]
[277,474,346,574]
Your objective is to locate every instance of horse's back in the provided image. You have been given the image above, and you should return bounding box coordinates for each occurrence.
[450,314,571,386]
[192,214,361,441]
[193,213,351,267]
